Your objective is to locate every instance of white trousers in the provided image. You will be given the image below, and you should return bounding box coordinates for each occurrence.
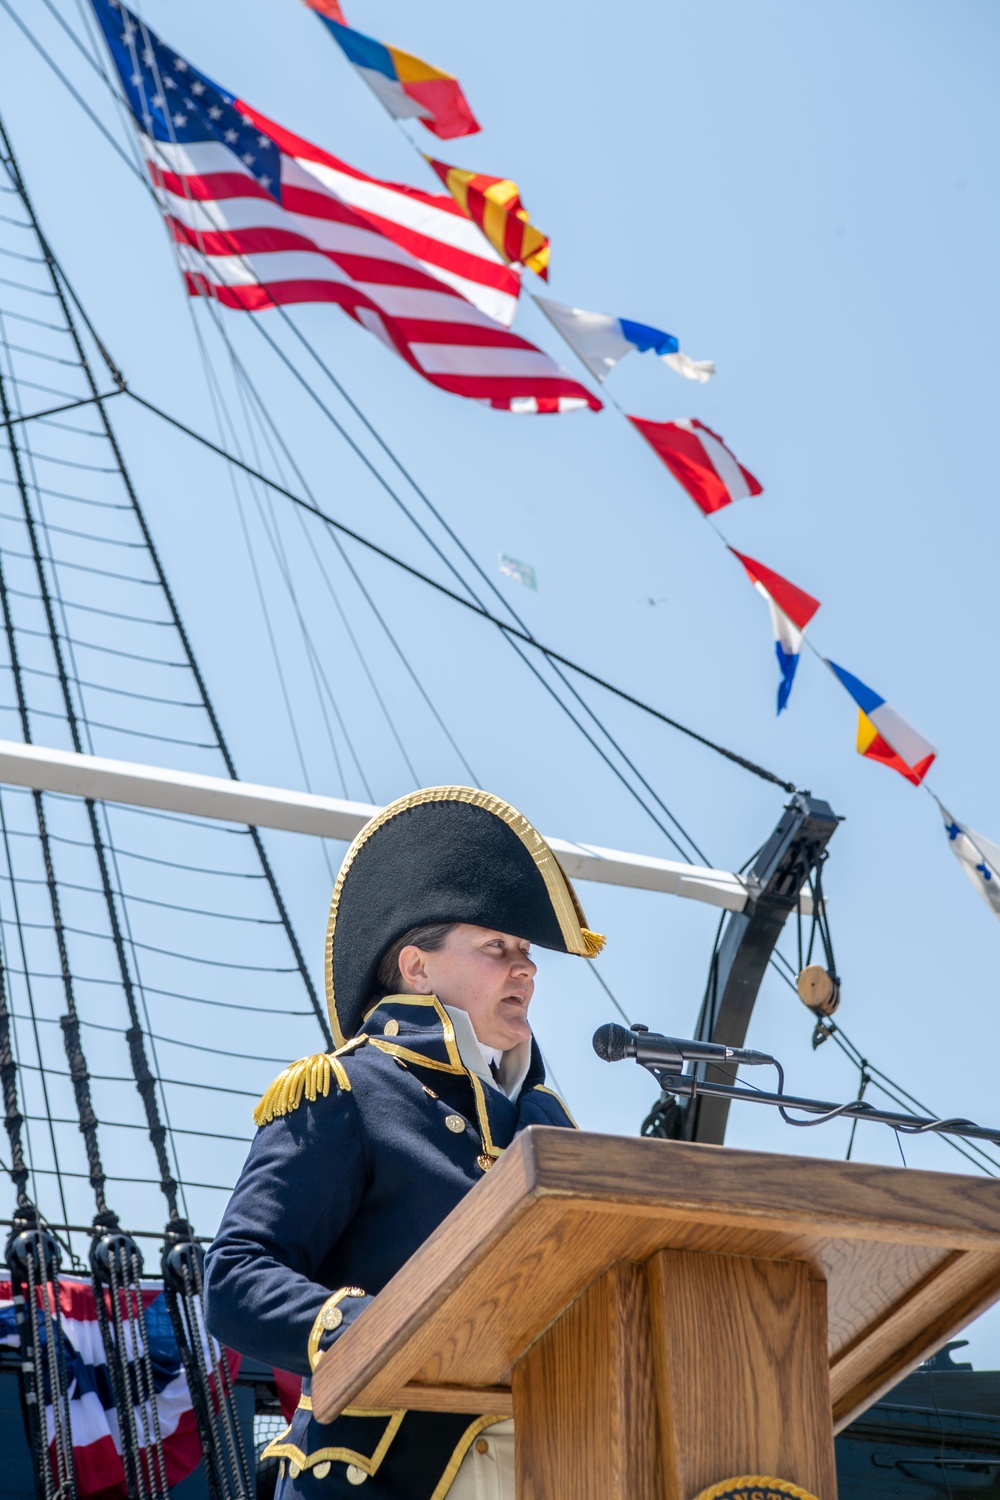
[445,1419,514,1500]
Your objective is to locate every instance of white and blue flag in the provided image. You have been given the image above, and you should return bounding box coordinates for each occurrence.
[940,807,1000,919]
[533,296,714,384]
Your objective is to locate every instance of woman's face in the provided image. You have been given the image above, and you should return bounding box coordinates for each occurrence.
[397,923,536,1051]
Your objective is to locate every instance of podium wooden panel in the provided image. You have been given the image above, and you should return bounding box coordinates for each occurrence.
[311,1129,1000,1498]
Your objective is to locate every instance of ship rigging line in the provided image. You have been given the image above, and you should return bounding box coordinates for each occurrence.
[0,907,32,1207]
[188,309,371,821]
[0,109,336,1076]
[756,942,1000,1178]
[188,302,439,805]
[0,352,110,1224]
[212,311,483,791]
[204,304,718,909]
[0,112,350,1239]
[228,314,715,865]
[0,388,124,429]
[123,386,797,797]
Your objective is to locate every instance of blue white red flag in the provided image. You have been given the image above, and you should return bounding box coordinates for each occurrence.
[91,0,599,413]
[0,1276,238,1499]
[939,807,1000,919]
[310,11,480,140]
[826,662,936,784]
[534,296,714,383]
[729,550,820,713]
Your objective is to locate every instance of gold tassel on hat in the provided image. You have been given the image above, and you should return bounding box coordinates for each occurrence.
[581,927,606,957]
[253,1044,362,1127]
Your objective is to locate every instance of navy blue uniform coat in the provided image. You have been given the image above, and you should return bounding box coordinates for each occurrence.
[204,994,576,1499]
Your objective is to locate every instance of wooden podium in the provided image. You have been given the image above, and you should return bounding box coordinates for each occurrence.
[311,1128,1000,1499]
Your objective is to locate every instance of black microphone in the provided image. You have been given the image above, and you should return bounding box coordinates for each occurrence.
[593,1022,775,1070]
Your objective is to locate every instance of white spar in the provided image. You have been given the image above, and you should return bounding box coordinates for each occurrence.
[0,738,798,915]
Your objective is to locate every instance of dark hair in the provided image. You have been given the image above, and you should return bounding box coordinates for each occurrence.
[375,922,457,997]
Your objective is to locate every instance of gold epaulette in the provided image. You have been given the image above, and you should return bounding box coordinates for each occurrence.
[253,1036,368,1127]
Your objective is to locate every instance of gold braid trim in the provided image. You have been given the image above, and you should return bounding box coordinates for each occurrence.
[308,1286,367,1371]
[261,1407,405,1476]
[581,927,606,956]
[253,1037,367,1126]
[692,1478,821,1500]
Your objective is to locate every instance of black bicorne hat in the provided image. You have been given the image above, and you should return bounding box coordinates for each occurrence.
[326,786,605,1044]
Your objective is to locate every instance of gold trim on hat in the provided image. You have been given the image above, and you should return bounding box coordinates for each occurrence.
[326,786,604,1044]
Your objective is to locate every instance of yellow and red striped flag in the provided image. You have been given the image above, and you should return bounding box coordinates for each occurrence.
[426,157,550,279]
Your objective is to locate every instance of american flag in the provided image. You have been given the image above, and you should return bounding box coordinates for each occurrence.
[91,0,601,414]
[0,1275,239,1500]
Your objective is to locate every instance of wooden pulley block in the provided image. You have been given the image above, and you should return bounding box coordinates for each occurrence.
[796,964,840,1016]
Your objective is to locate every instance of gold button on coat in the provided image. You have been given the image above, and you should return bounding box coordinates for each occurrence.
[477,1154,494,1172]
[383,1018,399,1036]
[475,1438,490,1455]
[313,1462,332,1479]
[321,1305,343,1330]
[445,1114,466,1133]
[346,1464,367,1485]
[288,1462,301,1479]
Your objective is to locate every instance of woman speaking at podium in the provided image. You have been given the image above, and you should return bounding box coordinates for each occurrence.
[204,786,604,1500]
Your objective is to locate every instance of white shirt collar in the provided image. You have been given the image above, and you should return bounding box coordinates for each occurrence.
[443,1005,532,1102]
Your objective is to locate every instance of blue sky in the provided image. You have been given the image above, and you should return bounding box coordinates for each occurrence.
[1,0,999,1358]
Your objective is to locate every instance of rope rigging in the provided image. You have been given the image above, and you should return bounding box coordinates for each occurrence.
[0,340,174,1486]
[0,937,29,1207]
[232,350,483,789]
[0,101,328,1499]
[0,119,333,1069]
[0,335,181,1223]
[125,386,798,795]
[0,152,338,1404]
[231,309,723,862]
[184,311,364,817]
